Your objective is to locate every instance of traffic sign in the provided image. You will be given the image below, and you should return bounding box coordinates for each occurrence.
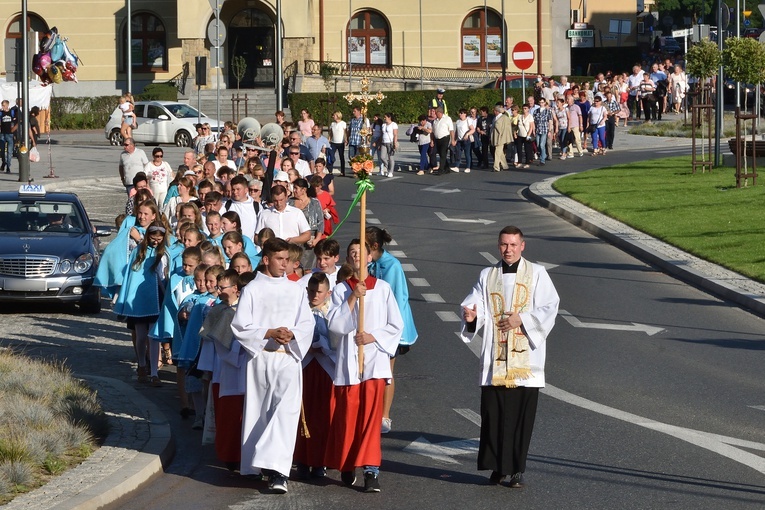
[512,41,534,71]
[207,19,226,47]
[672,28,693,37]
[567,29,594,38]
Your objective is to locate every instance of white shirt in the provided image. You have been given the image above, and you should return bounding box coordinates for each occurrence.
[628,71,645,96]
[330,121,346,144]
[254,204,311,240]
[294,158,311,178]
[213,159,237,171]
[381,122,398,144]
[455,119,471,139]
[226,196,258,241]
[432,115,454,140]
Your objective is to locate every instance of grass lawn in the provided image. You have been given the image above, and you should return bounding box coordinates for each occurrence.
[553,156,765,283]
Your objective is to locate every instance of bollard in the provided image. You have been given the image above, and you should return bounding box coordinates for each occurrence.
[17,146,31,183]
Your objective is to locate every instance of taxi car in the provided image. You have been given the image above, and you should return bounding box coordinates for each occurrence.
[0,185,111,313]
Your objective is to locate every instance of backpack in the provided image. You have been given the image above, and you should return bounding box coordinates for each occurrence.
[226,200,260,215]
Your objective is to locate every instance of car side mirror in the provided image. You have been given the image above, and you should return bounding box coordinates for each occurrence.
[94,226,113,237]
[158,114,170,120]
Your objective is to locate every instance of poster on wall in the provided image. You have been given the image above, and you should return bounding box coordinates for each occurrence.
[348,37,366,64]
[486,35,502,63]
[370,36,387,65]
[462,35,480,64]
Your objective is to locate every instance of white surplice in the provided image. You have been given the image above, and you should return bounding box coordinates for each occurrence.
[230,272,314,476]
[460,262,559,387]
[327,277,403,386]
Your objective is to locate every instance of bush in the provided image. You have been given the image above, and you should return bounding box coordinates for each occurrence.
[138,82,178,101]
[288,88,526,126]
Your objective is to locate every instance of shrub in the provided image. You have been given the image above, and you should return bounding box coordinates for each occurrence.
[0,460,34,488]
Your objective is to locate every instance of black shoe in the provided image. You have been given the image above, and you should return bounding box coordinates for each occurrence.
[180,407,195,419]
[296,463,310,480]
[488,471,505,485]
[311,466,327,478]
[508,473,524,488]
[269,473,289,494]
[341,470,356,487]
[363,472,381,493]
[225,461,239,472]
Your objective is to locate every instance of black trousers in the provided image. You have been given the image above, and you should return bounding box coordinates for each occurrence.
[435,136,450,173]
[641,96,655,121]
[605,116,616,149]
[627,94,641,119]
[478,386,539,476]
[330,142,346,175]
[480,134,491,167]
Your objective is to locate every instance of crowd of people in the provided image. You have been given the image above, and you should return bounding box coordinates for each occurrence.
[102,113,421,494]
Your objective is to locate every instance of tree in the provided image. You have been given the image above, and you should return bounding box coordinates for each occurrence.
[686,39,721,103]
[231,55,247,91]
[653,0,711,24]
[722,37,765,113]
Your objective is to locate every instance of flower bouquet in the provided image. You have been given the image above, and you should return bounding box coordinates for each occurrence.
[350,153,376,179]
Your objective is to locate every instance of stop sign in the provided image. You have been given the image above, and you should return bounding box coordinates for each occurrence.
[512,41,535,71]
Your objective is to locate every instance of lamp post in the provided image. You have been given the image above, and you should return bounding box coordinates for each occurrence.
[344,76,385,155]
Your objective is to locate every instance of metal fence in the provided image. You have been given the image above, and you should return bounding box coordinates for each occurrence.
[168,62,190,95]
[304,60,501,86]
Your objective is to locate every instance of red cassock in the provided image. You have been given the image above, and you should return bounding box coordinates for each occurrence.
[324,378,384,471]
[212,383,244,464]
[294,358,336,467]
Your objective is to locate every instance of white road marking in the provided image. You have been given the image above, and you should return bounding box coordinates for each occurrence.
[423,183,461,194]
[389,239,398,246]
[748,405,765,412]
[422,293,445,303]
[367,218,381,225]
[538,261,559,270]
[480,252,498,264]
[435,212,495,225]
[558,309,664,336]
[400,264,417,272]
[454,408,482,427]
[404,436,479,464]
[389,250,407,258]
[366,209,373,214]
[543,384,765,476]
[436,311,461,322]
[408,278,429,287]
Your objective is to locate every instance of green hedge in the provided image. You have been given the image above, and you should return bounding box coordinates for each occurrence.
[49,82,178,130]
[288,88,527,126]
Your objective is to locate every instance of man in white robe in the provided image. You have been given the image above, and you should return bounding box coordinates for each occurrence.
[230,238,314,494]
[460,226,559,488]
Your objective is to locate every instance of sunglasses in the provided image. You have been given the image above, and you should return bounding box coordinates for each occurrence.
[290,152,300,155]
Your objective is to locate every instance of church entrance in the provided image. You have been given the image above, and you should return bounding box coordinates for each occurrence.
[228,8,275,88]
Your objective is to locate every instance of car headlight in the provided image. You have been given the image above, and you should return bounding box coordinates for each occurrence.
[59,259,72,273]
[74,253,94,274]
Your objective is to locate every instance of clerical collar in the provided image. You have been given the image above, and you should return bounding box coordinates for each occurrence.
[502,260,520,274]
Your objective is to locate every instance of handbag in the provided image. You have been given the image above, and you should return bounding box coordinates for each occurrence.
[586,108,603,133]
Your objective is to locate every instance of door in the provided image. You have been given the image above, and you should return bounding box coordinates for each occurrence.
[228,8,275,88]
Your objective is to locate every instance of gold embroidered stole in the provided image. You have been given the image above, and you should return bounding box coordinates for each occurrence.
[487,258,534,387]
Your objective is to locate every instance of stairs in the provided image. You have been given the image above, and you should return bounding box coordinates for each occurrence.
[184,87,290,125]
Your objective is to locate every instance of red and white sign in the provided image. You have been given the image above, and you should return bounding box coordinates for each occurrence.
[512,41,535,71]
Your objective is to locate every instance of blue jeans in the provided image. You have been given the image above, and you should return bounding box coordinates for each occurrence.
[456,139,472,168]
[348,144,359,159]
[536,133,548,163]
[418,144,430,170]
[558,129,569,155]
[591,126,607,150]
[0,133,13,170]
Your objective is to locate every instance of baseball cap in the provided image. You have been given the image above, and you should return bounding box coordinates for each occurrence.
[274,170,289,182]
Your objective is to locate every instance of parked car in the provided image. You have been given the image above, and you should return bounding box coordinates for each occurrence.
[661,36,682,54]
[744,28,763,39]
[105,101,224,147]
[478,75,540,90]
[0,184,112,313]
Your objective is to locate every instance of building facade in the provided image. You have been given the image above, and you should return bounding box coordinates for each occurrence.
[2,0,645,98]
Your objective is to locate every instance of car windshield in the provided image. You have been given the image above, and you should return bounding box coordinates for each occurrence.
[0,200,86,233]
[164,104,204,119]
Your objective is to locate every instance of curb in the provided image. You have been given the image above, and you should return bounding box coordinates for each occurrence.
[527,175,765,319]
[2,375,174,510]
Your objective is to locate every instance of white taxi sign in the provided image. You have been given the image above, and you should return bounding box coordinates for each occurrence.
[19,184,46,196]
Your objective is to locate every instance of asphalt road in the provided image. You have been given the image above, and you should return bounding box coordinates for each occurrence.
[2,135,765,509]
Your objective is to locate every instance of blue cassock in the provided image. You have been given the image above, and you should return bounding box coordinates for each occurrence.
[242,236,262,267]
[175,292,217,368]
[94,216,143,298]
[113,246,161,318]
[166,238,185,274]
[368,249,418,346]
[151,269,195,358]
[164,184,178,207]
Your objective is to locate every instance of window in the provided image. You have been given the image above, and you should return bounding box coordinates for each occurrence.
[122,13,167,72]
[347,10,390,66]
[5,13,48,40]
[461,9,504,68]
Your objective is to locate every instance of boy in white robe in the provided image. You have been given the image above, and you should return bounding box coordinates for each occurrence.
[460,226,559,488]
[230,238,314,494]
[326,239,403,493]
